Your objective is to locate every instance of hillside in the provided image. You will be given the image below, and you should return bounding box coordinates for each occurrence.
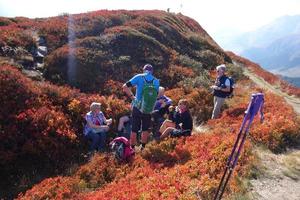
[0,10,230,93]
[1,10,300,200]
[228,52,300,200]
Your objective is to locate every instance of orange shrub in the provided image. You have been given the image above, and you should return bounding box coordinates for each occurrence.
[250,93,300,152]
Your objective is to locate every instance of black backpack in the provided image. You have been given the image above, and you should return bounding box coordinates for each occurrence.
[226,77,235,98]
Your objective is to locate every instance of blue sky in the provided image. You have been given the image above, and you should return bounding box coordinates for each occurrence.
[1,0,300,37]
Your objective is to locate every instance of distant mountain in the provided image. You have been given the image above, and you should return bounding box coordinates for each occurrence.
[280,75,300,88]
[217,15,300,77]
[242,33,300,75]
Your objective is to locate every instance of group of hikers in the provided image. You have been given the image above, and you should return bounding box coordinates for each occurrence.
[83,63,232,158]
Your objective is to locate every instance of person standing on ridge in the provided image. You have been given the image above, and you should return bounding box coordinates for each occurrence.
[122,64,159,150]
[211,64,231,119]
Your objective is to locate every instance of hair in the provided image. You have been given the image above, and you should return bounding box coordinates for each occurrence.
[216,64,226,72]
[178,99,189,109]
[90,102,101,111]
[158,86,165,95]
[143,64,153,73]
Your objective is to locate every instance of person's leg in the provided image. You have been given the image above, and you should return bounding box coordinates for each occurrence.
[211,96,225,119]
[86,131,100,151]
[151,111,160,138]
[159,120,175,134]
[131,107,141,147]
[98,131,107,152]
[140,113,152,148]
[118,116,130,132]
[160,127,176,140]
[130,132,137,147]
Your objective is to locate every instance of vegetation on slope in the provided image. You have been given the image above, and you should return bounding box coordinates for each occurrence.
[0,10,299,200]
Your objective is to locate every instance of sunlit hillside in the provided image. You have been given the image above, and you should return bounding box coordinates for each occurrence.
[0,10,300,200]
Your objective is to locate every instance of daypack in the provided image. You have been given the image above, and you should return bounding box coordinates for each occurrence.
[110,137,134,162]
[140,76,158,114]
[226,76,235,98]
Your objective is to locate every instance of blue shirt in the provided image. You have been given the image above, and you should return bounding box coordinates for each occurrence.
[154,95,172,110]
[128,72,159,101]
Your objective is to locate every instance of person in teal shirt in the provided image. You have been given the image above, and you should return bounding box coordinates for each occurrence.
[122,64,159,150]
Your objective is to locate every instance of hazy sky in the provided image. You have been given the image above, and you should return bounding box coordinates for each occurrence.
[1,0,300,36]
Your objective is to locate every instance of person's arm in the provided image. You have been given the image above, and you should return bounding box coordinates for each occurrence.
[86,118,101,129]
[105,118,113,126]
[173,109,181,125]
[122,75,139,100]
[100,113,110,129]
[164,96,172,106]
[122,83,135,100]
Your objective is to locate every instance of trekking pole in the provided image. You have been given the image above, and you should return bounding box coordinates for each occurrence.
[213,93,264,200]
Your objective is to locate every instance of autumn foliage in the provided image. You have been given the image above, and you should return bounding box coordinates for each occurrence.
[1,10,300,200]
[0,65,130,198]
[17,74,300,200]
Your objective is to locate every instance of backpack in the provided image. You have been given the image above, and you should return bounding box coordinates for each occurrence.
[226,76,235,98]
[140,76,158,114]
[110,137,134,162]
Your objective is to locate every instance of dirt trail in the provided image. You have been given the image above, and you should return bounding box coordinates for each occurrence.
[238,63,300,200]
[243,67,300,115]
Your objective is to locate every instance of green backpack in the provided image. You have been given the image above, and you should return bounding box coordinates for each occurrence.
[140,76,158,114]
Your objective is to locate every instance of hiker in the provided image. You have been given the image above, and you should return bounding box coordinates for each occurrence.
[122,64,159,150]
[160,99,193,139]
[153,86,172,118]
[83,102,112,152]
[211,64,231,119]
[152,86,172,138]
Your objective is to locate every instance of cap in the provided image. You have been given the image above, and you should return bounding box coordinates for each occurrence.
[143,64,153,73]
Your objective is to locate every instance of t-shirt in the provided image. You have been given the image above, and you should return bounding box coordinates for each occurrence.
[173,110,193,131]
[128,72,159,101]
[154,95,172,110]
[84,111,106,135]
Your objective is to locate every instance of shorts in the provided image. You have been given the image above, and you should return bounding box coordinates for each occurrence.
[131,106,151,133]
[170,129,191,137]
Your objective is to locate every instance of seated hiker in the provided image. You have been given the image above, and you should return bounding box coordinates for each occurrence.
[117,115,131,139]
[152,86,172,138]
[160,99,193,140]
[83,102,112,152]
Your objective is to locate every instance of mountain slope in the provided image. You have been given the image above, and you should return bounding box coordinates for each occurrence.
[1,10,231,93]
[1,10,300,200]
[218,15,300,78]
[242,33,300,75]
